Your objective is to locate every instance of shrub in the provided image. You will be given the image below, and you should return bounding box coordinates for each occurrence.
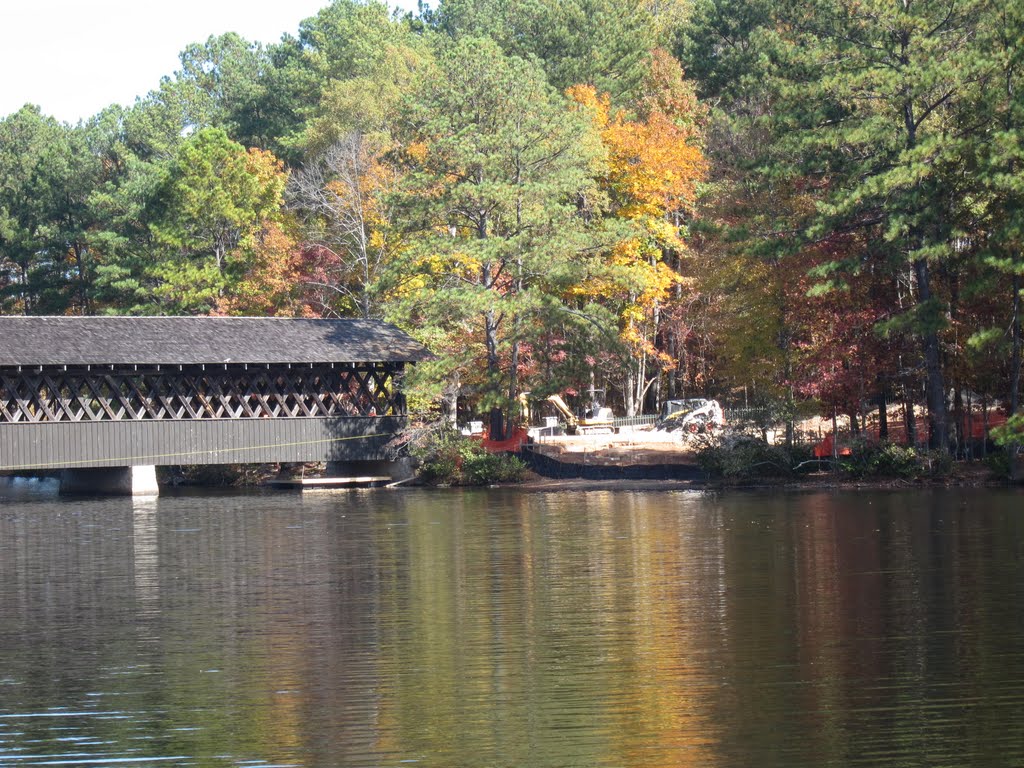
[697,435,958,483]
[839,440,953,480]
[462,450,528,485]
[919,449,953,479]
[984,451,1013,480]
[413,428,527,486]
[991,414,1024,482]
[412,428,463,485]
[697,436,796,481]
[840,441,920,479]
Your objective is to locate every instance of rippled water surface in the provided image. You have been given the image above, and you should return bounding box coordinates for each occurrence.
[1,481,1023,767]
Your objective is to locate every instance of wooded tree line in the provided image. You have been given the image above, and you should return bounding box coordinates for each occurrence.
[1,0,1020,450]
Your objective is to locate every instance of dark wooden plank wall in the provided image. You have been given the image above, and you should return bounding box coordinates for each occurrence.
[0,416,405,470]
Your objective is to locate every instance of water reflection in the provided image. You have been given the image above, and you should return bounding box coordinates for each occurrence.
[132,497,161,625]
[0,487,1023,766]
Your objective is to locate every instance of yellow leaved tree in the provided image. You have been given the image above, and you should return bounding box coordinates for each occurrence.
[568,49,707,415]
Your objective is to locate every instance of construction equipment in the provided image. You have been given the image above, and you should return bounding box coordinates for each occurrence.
[655,399,723,434]
[546,394,615,435]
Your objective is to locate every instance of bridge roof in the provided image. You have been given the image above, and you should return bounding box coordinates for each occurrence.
[0,316,432,367]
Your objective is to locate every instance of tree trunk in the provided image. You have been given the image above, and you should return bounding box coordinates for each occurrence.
[831,407,839,473]
[441,374,460,427]
[667,329,678,400]
[488,408,504,441]
[484,308,503,440]
[953,385,965,459]
[982,394,989,458]
[913,257,949,452]
[901,78,948,452]
[648,361,662,415]
[624,368,637,418]
[778,291,794,449]
[904,383,917,448]
[506,339,520,438]
[966,389,974,460]
[73,242,92,315]
[634,353,646,417]
[878,392,888,440]
[1012,270,1021,414]
[649,302,662,415]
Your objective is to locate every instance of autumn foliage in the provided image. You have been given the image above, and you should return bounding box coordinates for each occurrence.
[4,0,1022,448]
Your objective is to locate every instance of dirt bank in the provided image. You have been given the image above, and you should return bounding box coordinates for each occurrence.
[528,430,701,467]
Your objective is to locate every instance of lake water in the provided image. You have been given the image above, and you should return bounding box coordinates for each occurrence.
[1,480,1023,767]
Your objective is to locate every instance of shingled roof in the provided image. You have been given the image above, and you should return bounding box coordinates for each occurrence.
[0,316,432,367]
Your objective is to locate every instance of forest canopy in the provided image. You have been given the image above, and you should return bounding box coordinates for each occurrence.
[1,0,1021,451]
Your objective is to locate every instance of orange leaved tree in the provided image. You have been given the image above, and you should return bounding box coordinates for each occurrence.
[568,50,707,415]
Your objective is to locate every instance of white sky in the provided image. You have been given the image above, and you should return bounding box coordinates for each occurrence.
[0,0,422,124]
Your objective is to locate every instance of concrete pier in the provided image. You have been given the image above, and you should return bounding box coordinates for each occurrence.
[59,465,159,496]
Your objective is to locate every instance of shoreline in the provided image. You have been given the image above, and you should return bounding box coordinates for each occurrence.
[511,463,1016,493]
[508,477,1017,494]
[4,459,1016,494]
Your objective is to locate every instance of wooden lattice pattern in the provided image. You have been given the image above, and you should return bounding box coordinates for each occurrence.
[0,364,404,423]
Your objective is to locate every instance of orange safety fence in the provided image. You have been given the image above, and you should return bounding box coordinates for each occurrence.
[812,409,1008,458]
[477,427,530,453]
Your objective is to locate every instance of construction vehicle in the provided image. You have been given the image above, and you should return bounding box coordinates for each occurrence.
[655,398,723,434]
[546,394,615,435]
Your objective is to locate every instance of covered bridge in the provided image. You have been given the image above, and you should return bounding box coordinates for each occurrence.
[0,316,431,494]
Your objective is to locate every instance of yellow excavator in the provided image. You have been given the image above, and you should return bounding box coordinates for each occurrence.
[545,394,615,435]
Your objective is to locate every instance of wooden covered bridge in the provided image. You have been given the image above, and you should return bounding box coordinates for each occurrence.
[0,316,431,494]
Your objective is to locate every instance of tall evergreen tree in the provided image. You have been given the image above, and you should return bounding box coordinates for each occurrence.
[0,107,101,314]
[145,127,288,314]
[969,0,1024,413]
[778,0,992,451]
[393,37,603,435]
[434,0,656,106]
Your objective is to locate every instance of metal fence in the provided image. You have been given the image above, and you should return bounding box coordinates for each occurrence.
[721,407,774,425]
[612,414,659,429]
[613,409,781,432]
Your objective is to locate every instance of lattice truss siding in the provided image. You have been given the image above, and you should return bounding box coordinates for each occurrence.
[0,363,405,423]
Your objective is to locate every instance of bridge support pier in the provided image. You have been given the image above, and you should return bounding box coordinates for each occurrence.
[59,466,159,496]
[326,459,414,484]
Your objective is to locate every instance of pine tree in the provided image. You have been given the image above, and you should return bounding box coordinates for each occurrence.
[393,37,603,436]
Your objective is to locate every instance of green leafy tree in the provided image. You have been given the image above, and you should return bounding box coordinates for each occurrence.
[77,105,168,312]
[774,0,992,451]
[968,0,1024,414]
[267,0,427,158]
[676,0,775,105]
[676,0,801,430]
[434,0,656,105]
[171,33,275,149]
[393,37,603,435]
[685,0,989,451]
[0,106,103,314]
[298,39,432,157]
[146,127,288,313]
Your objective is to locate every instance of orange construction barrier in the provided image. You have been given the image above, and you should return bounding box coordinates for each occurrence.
[478,427,529,453]
[811,408,1007,457]
[812,433,852,459]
